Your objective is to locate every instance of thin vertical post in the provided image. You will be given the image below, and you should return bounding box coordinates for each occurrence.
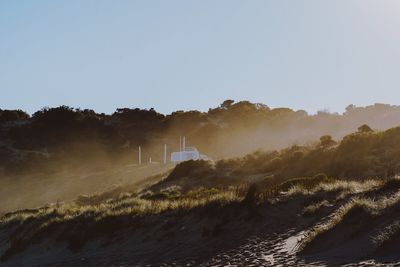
[179,136,182,161]
[138,145,141,165]
[164,144,167,164]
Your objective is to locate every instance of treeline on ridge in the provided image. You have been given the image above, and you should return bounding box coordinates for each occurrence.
[1,101,400,175]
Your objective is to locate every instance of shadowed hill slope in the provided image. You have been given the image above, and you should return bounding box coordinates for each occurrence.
[1,111,400,265]
[1,101,400,176]
[147,126,400,197]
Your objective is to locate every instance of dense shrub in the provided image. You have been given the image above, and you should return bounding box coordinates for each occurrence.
[167,160,214,181]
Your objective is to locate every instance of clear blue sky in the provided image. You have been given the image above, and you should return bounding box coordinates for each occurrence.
[1,1,400,115]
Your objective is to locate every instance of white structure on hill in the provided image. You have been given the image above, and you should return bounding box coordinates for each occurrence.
[170,136,208,162]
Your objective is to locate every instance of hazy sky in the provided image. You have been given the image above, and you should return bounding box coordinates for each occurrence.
[1,1,400,115]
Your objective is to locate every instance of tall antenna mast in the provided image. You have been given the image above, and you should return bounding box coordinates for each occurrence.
[179,136,182,161]
[164,144,167,164]
[138,145,142,165]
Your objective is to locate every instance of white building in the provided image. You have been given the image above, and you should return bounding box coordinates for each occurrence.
[170,136,209,162]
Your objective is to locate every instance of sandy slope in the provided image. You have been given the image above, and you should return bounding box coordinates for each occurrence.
[4,176,400,266]
[0,163,172,215]
[2,194,399,267]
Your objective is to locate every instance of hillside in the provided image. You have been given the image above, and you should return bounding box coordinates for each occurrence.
[2,102,400,218]
[1,102,400,176]
[1,126,400,266]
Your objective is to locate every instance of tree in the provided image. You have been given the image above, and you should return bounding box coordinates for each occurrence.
[0,109,29,124]
[320,135,336,148]
[220,99,234,109]
[358,124,373,133]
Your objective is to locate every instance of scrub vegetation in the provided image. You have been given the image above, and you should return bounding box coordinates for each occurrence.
[2,125,400,265]
[1,101,400,176]
[2,102,400,220]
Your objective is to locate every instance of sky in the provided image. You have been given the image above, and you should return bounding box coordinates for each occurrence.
[1,0,400,115]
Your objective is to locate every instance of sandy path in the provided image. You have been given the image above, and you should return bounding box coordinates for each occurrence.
[150,230,398,267]
[2,193,400,266]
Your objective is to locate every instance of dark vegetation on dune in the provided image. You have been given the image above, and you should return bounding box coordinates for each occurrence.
[1,126,400,264]
[149,124,400,196]
[1,101,400,176]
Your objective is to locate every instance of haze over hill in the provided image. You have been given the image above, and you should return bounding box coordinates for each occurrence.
[2,123,400,266]
[1,100,400,214]
[1,101,400,173]
[2,1,400,266]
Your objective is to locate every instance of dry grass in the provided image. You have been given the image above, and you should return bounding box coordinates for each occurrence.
[303,200,331,216]
[298,197,377,252]
[372,220,400,248]
[287,179,382,198]
[2,173,400,261]
[2,189,240,225]
[0,188,242,260]
[298,178,400,253]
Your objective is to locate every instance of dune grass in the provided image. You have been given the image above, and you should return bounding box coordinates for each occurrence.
[297,177,400,253]
[2,189,241,225]
[0,187,242,260]
[372,220,400,248]
[2,170,399,262]
[286,179,383,199]
[303,200,331,216]
[1,172,339,260]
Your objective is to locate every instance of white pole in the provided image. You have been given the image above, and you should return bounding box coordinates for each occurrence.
[179,136,182,161]
[183,136,186,151]
[164,144,167,164]
[138,145,141,165]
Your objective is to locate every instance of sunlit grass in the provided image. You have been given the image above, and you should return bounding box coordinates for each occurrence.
[298,179,400,252]
[2,174,400,261]
[0,187,243,260]
[287,179,383,198]
[1,188,241,228]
